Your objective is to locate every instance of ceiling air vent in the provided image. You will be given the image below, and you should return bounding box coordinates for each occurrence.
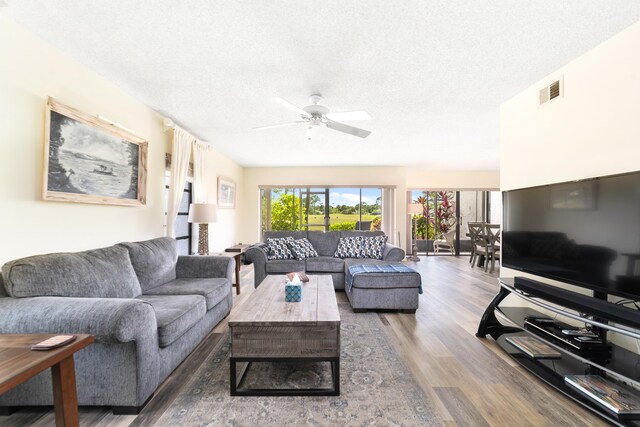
[539,77,563,105]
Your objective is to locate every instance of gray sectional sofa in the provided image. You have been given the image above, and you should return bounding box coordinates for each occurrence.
[245,230,405,289]
[0,237,233,413]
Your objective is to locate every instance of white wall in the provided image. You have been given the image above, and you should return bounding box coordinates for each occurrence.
[500,20,640,349]
[0,16,243,263]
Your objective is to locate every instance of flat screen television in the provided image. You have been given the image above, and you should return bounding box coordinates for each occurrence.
[502,171,640,300]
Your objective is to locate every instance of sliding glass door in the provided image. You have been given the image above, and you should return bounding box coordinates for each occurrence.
[409,189,501,255]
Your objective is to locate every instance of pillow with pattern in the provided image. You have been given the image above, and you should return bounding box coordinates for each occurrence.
[334,236,363,258]
[287,238,318,260]
[266,237,295,260]
[362,235,388,259]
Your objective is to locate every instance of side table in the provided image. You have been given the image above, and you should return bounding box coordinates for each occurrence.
[225,244,250,295]
[0,334,94,427]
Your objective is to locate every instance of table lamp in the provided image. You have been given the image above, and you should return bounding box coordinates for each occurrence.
[188,203,218,255]
[407,203,423,262]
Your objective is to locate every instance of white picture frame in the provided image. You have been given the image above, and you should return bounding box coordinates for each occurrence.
[218,176,236,209]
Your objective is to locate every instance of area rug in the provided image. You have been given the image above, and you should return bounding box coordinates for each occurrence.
[154,303,442,426]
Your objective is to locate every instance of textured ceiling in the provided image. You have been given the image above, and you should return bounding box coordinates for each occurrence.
[4,1,640,169]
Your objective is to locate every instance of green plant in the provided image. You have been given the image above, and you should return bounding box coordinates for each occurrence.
[371,216,381,230]
[329,221,356,230]
[270,193,304,230]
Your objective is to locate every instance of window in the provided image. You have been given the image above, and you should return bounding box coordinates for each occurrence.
[409,189,502,255]
[165,174,193,255]
[260,186,383,234]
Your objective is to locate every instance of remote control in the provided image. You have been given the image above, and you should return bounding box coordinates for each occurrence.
[31,335,77,351]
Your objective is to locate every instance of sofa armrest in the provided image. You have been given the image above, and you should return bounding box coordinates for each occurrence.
[0,296,156,344]
[245,244,268,288]
[383,243,405,261]
[176,255,234,280]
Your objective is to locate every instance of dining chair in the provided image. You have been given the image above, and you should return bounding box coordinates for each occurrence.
[467,222,485,265]
[483,224,501,273]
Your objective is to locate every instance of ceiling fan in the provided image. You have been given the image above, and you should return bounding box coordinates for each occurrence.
[253,94,372,141]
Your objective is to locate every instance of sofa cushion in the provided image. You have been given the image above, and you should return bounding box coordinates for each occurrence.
[305,256,344,273]
[143,278,228,310]
[1,245,142,298]
[266,259,306,274]
[335,236,363,258]
[287,238,318,260]
[137,294,206,347]
[362,235,388,260]
[307,231,341,257]
[264,231,308,241]
[118,237,177,291]
[266,237,295,260]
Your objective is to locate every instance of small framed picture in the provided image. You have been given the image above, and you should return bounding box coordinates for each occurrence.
[43,97,148,206]
[218,176,236,209]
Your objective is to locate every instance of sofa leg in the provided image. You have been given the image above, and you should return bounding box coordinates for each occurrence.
[401,309,417,314]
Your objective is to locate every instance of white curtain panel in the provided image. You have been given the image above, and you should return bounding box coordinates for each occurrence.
[192,140,211,204]
[381,187,396,245]
[167,127,194,237]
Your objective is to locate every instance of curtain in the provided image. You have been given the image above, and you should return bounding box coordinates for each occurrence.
[381,187,396,245]
[167,127,194,237]
[192,140,210,204]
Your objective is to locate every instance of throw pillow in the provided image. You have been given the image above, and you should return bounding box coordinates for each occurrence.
[287,238,319,260]
[361,235,388,259]
[334,236,363,258]
[266,237,295,260]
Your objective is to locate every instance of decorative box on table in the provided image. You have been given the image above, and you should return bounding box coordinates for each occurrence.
[285,273,303,302]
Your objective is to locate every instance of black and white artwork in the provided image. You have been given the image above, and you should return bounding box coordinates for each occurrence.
[44,98,147,206]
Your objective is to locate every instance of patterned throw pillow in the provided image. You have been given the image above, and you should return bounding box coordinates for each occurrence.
[334,236,363,259]
[362,235,388,259]
[266,237,294,260]
[287,238,318,260]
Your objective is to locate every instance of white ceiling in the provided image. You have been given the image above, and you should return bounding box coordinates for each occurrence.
[5,1,640,169]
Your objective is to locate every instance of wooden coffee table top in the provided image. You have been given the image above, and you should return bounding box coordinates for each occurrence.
[0,334,94,395]
[229,274,340,327]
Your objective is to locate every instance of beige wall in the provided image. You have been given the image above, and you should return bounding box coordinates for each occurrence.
[0,17,243,263]
[500,20,640,348]
[406,169,499,190]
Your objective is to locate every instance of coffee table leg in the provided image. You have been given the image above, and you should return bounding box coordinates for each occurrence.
[51,355,79,427]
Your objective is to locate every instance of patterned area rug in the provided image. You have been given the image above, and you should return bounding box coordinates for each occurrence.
[155,303,442,426]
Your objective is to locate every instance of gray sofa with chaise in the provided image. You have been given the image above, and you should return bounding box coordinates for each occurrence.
[0,237,233,413]
[245,230,405,289]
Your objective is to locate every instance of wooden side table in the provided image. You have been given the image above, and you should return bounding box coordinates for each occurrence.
[0,334,94,427]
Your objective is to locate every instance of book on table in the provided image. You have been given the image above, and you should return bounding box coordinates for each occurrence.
[565,375,640,419]
[505,335,562,359]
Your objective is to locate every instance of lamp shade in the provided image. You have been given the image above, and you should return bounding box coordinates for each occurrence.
[408,203,422,214]
[188,203,218,224]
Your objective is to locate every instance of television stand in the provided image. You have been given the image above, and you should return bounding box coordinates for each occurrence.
[478,277,640,426]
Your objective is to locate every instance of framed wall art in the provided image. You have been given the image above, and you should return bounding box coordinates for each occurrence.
[218,176,236,209]
[43,97,148,206]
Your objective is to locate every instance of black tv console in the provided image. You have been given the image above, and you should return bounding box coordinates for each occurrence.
[477,277,640,426]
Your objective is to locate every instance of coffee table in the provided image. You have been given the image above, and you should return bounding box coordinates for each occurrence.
[228,274,340,396]
[0,334,94,427]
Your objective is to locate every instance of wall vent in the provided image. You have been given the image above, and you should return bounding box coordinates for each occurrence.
[539,77,563,105]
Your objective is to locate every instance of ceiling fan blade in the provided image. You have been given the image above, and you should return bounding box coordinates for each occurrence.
[252,121,306,131]
[325,120,371,138]
[275,97,311,117]
[325,111,372,121]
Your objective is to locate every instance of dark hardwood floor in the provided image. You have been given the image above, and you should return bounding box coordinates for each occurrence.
[2,256,608,426]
